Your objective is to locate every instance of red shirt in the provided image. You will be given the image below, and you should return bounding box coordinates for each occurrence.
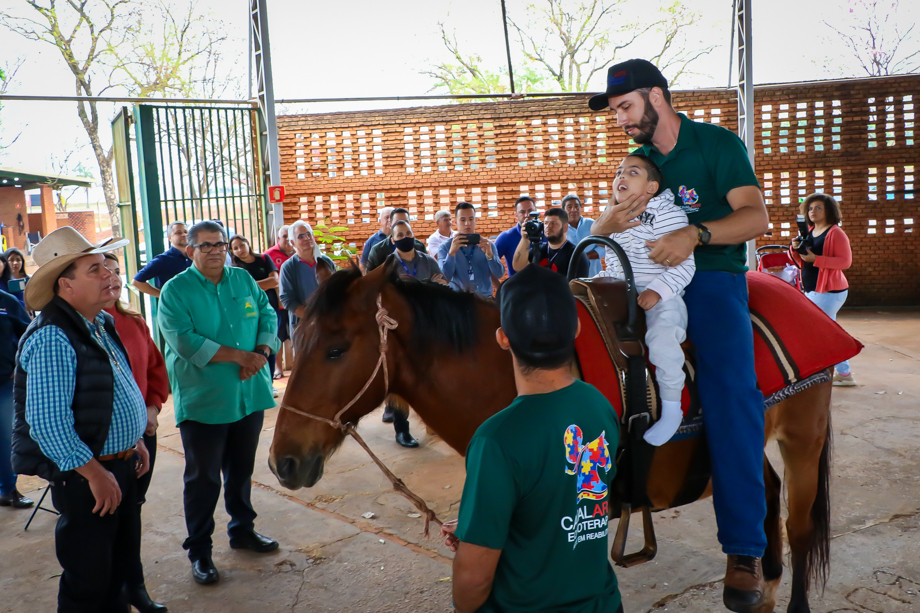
[104,306,170,411]
[265,245,292,270]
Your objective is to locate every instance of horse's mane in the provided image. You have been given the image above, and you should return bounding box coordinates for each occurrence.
[302,260,488,358]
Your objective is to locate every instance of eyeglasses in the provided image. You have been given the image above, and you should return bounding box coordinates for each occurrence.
[295,233,313,241]
[194,242,229,253]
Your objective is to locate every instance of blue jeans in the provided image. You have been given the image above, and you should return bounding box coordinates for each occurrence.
[805,290,851,375]
[684,271,767,557]
[0,380,17,496]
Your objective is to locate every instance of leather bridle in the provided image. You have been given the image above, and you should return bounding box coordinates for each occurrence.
[278,294,443,536]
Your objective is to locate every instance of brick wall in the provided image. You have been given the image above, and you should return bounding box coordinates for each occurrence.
[278,75,919,306]
[65,211,98,243]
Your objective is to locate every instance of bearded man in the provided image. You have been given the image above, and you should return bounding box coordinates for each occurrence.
[510,207,589,278]
[589,59,770,613]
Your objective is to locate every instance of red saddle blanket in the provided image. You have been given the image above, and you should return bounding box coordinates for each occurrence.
[575,271,864,421]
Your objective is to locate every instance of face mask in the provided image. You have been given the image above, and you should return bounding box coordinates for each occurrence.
[394,236,415,252]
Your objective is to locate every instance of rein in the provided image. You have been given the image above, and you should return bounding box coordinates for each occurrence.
[279,294,444,537]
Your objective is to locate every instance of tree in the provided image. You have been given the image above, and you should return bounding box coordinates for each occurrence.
[824,0,920,76]
[421,23,554,96]
[0,0,235,237]
[424,0,716,95]
[0,58,25,153]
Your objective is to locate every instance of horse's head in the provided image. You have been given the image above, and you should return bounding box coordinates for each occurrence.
[269,259,407,489]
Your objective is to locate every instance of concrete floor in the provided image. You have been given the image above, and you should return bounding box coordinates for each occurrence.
[1,310,918,613]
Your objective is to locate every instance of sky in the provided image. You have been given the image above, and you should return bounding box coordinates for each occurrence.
[0,0,918,202]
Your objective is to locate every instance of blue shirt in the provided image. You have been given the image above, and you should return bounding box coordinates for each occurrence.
[494,224,522,277]
[360,230,388,265]
[494,224,548,277]
[18,312,147,472]
[279,254,336,329]
[134,246,193,288]
[1,289,31,381]
[438,238,505,298]
[568,217,603,277]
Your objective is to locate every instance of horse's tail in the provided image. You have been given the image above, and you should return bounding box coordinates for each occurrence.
[806,414,832,594]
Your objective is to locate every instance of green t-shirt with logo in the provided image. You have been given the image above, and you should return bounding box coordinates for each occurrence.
[636,113,761,273]
[455,380,622,613]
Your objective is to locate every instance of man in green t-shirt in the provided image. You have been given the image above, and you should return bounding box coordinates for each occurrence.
[589,59,770,613]
[442,265,623,613]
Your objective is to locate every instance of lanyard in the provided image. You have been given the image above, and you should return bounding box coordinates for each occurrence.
[397,256,418,278]
[461,247,476,281]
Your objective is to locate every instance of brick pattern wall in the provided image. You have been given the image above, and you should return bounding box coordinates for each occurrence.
[278,75,919,306]
[65,211,98,243]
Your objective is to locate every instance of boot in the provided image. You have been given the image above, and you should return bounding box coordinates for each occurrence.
[723,555,765,613]
[125,584,168,612]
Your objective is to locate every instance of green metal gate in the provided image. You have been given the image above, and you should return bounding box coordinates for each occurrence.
[111,104,267,324]
[134,105,267,257]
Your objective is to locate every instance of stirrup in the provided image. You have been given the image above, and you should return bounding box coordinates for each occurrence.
[610,503,658,567]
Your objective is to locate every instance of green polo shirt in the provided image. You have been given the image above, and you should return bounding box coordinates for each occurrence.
[636,113,760,273]
[455,381,622,613]
[157,265,280,425]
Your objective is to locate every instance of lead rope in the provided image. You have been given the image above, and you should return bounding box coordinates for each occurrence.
[279,294,444,537]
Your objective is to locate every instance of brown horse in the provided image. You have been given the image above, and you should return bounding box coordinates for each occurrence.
[269,258,832,613]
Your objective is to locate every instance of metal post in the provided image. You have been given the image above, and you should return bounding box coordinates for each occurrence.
[500,0,516,95]
[133,104,165,340]
[250,0,282,233]
[736,0,757,269]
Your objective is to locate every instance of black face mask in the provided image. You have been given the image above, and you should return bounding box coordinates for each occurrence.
[394,236,415,252]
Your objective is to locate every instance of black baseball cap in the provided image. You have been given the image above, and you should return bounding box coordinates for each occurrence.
[588,59,669,111]
[498,265,578,365]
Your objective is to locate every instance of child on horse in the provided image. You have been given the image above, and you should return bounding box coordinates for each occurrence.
[596,153,695,446]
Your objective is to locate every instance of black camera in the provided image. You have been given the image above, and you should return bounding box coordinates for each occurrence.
[523,211,544,243]
[794,215,812,255]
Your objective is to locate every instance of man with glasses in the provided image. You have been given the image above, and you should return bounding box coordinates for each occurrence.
[279,220,336,333]
[132,221,192,299]
[157,220,281,587]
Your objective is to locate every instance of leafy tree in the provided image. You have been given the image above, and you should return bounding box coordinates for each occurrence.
[425,0,715,96]
[0,0,235,237]
[0,59,25,153]
[824,0,920,76]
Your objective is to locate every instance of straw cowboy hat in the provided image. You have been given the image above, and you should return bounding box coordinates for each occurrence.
[25,226,129,311]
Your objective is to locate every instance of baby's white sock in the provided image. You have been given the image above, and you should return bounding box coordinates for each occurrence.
[643,399,683,446]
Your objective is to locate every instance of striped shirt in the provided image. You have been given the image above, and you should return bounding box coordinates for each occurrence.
[596,190,696,301]
[19,313,147,472]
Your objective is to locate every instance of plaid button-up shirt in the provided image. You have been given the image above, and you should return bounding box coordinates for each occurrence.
[19,312,147,472]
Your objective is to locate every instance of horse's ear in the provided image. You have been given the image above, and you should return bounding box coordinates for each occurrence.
[358,255,400,300]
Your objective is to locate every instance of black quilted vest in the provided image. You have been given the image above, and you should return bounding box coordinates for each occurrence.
[11,296,126,481]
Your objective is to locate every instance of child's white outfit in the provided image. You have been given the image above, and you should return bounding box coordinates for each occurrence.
[595,189,696,445]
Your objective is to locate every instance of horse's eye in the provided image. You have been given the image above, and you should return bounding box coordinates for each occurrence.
[326,348,346,360]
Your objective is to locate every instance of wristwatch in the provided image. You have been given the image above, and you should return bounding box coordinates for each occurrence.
[254,348,270,360]
[695,223,712,246]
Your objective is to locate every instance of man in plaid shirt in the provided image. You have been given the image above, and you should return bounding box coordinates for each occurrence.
[12,227,150,613]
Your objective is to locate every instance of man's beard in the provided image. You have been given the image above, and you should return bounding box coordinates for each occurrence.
[546,230,565,246]
[625,97,659,144]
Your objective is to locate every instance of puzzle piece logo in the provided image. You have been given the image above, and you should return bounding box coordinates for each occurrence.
[678,185,700,210]
[564,425,612,502]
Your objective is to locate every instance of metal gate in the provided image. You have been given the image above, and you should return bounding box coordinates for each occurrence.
[111,103,267,321]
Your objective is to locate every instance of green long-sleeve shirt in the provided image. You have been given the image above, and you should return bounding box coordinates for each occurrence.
[158,265,280,425]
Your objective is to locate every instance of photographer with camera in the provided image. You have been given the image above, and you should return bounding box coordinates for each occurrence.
[510,208,590,278]
[789,193,855,386]
[438,202,505,298]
